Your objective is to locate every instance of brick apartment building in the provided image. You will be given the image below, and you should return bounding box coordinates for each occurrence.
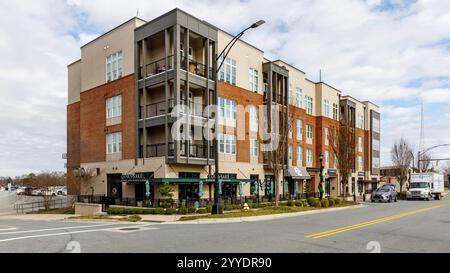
[67,8,381,206]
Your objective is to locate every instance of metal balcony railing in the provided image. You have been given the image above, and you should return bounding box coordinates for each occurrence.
[140,99,208,119]
[181,57,214,80]
[140,143,175,158]
[139,55,174,79]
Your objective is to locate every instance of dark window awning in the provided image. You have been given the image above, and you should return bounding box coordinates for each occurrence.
[286,167,311,180]
[148,178,255,184]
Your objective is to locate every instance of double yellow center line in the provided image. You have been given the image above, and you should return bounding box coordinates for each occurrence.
[305,202,450,239]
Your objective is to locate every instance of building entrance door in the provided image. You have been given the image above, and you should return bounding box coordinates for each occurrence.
[107,174,122,202]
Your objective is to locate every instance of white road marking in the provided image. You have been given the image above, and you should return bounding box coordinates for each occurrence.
[0,223,118,236]
[0,223,159,243]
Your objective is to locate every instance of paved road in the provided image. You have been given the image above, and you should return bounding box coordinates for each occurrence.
[0,197,449,253]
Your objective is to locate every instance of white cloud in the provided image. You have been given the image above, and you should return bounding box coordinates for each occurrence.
[0,0,449,176]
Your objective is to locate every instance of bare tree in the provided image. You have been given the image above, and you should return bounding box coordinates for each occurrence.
[419,152,433,173]
[391,138,414,193]
[265,104,288,207]
[329,118,355,200]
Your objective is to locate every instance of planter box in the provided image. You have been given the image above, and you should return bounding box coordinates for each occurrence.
[75,203,103,216]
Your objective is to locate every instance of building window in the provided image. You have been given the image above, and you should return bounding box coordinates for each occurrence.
[358,156,364,172]
[307,149,313,165]
[373,118,380,133]
[249,106,258,132]
[325,151,330,169]
[106,95,122,119]
[372,157,380,169]
[305,96,313,115]
[323,99,330,118]
[288,145,293,161]
[306,125,313,143]
[249,68,258,92]
[250,139,259,158]
[333,103,339,120]
[219,57,236,85]
[297,146,303,166]
[358,137,363,152]
[297,119,303,140]
[106,51,123,82]
[219,97,236,127]
[106,132,122,155]
[373,139,380,151]
[325,128,329,146]
[219,134,236,155]
[357,114,364,129]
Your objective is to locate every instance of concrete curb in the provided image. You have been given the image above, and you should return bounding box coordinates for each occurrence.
[165,204,367,225]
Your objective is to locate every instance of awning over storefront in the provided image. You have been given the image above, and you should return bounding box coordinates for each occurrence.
[148,178,255,184]
[286,167,311,180]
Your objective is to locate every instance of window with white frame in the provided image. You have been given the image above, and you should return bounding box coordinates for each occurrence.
[106,132,122,155]
[106,51,123,82]
[333,103,339,120]
[288,145,293,162]
[297,119,303,140]
[219,97,237,126]
[249,68,258,92]
[219,134,236,155]
[372,157,380,169]
[307,149,313,165]
[249,106,258,132]
[306,125,313,141]
[323,99,330,118]
[297,146,303,165]
[325,128,329,146]
[325,151,330,169]
[305,96,313,115]
[250,139,259,158]
[106,95,122,119]
[296,88,303,108]
[358,156,364,172]
[219,57,236,85]
[358,137,363,152]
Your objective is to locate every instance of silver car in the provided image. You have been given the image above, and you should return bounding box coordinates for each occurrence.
[371,186,398,203]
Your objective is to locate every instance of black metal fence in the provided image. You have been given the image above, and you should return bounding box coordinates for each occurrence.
[14,198,68,214]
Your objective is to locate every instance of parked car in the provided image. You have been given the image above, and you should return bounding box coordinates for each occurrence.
[371,186,398,203]
[31,188,43,196]
[15,187,26,195]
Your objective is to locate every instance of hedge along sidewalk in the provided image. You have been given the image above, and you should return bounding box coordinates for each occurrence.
[176,202,365,224]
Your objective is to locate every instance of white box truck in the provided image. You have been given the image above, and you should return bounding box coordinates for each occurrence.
[407,173,445,201]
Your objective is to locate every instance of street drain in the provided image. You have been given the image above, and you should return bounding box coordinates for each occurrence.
[120,228,140,231]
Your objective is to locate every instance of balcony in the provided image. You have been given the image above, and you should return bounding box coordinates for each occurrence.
[181,141,214,159]
[140,99,207,119]
[181,56,214,80]
[140,143,175,158]
[139,55,174,79]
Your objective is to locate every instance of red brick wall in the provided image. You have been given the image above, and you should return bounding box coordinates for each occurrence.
[315,117,338,168]
[218,81,264,163]
[67,102,80,195]
[79,74,136,164]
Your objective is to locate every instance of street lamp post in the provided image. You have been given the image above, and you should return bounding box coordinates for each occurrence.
[417,144,450,173]
[319,153,324,200]
[211,20,265,215]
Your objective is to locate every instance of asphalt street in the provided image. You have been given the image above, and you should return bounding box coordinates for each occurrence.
[0,196,449,253]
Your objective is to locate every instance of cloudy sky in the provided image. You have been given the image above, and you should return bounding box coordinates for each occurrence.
[0,0,449,177]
